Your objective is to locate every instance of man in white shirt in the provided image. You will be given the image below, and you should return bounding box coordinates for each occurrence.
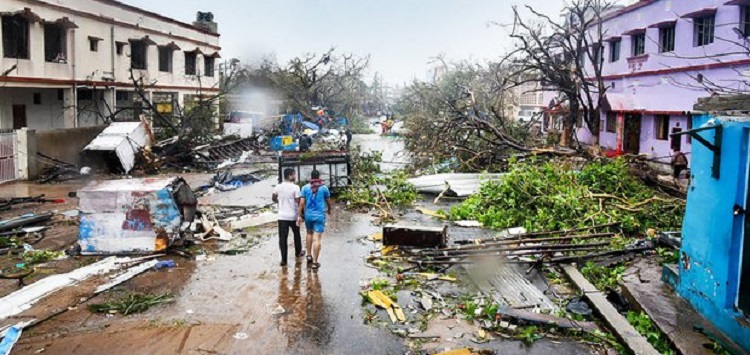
[272,168,303,267]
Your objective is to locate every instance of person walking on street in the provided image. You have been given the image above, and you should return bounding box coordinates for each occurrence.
[299,170,331,270]
[272,168,304,267]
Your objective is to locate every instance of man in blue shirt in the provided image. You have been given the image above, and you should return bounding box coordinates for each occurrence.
[298,170,331,269]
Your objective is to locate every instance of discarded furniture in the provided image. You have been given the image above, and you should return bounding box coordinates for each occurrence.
[82,122,151,173]
[671,113,750,353]
[77,177,196,255]
[383,224,447,248]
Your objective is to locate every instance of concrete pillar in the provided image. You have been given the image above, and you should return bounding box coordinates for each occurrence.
[16,128,38,180]
[63,87,76,128]
[102,87,116,123]
[616,113,625,154]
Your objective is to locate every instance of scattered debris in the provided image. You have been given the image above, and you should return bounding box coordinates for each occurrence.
[367,290,406,323]
[88,293,175,315]
[0,257,147,319]
[0,213,54,233]
[0,196,65,211]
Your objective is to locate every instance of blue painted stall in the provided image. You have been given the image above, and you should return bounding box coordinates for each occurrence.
[678,114,750,352]
[78,177,196,255]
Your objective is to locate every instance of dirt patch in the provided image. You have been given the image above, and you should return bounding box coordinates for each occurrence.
[15,322,240,355]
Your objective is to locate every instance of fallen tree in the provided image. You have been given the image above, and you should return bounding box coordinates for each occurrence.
[449,158,685,234]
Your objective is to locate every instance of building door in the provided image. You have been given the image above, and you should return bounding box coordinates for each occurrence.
[671,127,683,152]
[623,113,641,154]
[12,105,26,129]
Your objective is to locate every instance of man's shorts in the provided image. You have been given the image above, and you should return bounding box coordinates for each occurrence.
[304,215,326,233]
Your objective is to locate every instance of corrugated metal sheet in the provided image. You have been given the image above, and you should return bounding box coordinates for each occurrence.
[408,174,505,197]
[465,262,557,311]
[83,122,150,173]
[78,178,195,255]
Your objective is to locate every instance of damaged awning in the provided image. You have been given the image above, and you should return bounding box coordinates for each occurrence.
[602,93,687,115]
[602,93,641,112]
[82,122,150,173]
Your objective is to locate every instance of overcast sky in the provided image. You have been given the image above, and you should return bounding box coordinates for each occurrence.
[123,0,632,86]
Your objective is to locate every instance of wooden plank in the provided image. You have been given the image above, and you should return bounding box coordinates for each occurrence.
[562,265,660,355]
[496,307,599,331]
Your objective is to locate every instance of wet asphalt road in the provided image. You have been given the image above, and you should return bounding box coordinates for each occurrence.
[153,212,406,354]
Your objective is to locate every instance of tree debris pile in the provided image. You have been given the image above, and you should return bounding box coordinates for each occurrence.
[450,159,685,234]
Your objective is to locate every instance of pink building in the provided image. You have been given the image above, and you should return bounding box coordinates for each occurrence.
[578,0,750,163]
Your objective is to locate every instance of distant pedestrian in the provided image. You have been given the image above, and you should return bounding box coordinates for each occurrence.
[272,168,304,267]
[672,149,688,179]
[298,170,331,269]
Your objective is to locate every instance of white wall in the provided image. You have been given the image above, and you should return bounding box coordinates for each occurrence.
[0,0,220,89]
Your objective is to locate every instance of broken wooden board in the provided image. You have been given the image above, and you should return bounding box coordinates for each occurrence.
[496,307,599,331]
[383,224,447,248]
[621,259,744,355]
[562,264,660,355]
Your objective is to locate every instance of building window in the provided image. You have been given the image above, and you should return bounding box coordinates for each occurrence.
[659,25,675,53]
[88,37,101,52]
[609,40,621,62]
[130,40,147,70]
[57,89,64,101]
[742,6,750,37]
[694,15,715,47]
[2,15,29,59]
[116,42,126,55]
[591,44,604,65]
[44,24,67,62]
[204,56,215,77]
[655,115,670,140]
[632,34,646,56]
[116,91,129,101]
[185,52,197,75]
[606,112,617,133]
[33,93,41,105]
[158,46,173,73]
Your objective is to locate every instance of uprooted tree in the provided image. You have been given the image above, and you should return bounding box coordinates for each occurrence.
[234,48,372,119]
[397,59,541,172]
[504,0,614,147]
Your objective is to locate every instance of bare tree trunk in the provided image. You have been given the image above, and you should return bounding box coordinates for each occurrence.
[561,121,573,147]
[590,114,600,146]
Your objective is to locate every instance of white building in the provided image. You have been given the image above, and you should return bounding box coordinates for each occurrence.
[511,81,546,122]
[0,0,221,131]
